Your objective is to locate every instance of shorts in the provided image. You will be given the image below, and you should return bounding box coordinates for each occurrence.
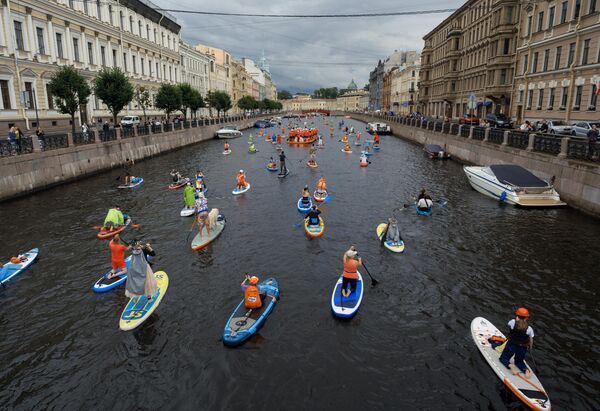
[342,277,357,293]
[112,260,126,270]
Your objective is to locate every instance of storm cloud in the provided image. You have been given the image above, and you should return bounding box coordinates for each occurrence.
[155,0,462,92]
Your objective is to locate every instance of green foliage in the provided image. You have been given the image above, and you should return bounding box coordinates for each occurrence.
[364,83,370,91]
[260,98,281,111]
[312,87,338,99]
[207,90,232,117]
[277,90,293,100]
[47,66,91,134]
[155,84,182,119]
[178,83,204,119]
[92,67,134,125]
[134,85,152,121]
[237,95,259,110]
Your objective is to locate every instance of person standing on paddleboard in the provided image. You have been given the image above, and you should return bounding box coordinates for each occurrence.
[279,151,287,175]
[125,240,157,299]
[192,191,211,238]
[224,142,230,152]
[499,307,534,378]
[236,170,247,189]
[341,247,361,297]
[309,144,317,164]
[123,158,135,186]
[108,234,130,279]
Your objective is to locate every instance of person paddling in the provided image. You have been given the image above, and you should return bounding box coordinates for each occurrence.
[341,246,361,297]
[301,185,311,205]
[241,274,263,309]
[125,240,157,299]
[108,234,130,279]
[170,169,182,183]
[316,177,327,196]
[123,158,135,186]
[417,189,433,211]
[374,132,380,145]
[192,190,211,238]
[277,134,282,146]
[183,182,195,210]
[305,205,321,226]
[103,206,126,231]
[499,307,534,378]
[236,170,247,189]
[279,151,288,175]
[308,144,317,165]
[224,141,230,152]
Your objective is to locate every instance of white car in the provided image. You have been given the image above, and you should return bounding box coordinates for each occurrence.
[546,120,573,135]
[121,116,140,127]
[571,121,600,137]
[215,125,242,138]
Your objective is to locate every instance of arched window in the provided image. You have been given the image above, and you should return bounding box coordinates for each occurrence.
[120,11,124,29]
[138,21,142,36]
[129,16,134,33]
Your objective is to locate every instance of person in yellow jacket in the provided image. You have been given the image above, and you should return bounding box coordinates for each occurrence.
[103,206,125,230]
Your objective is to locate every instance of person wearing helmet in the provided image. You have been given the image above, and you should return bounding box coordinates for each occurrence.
[236,170,247,189]
[241,274,263,309]
[305,205,321,226]
[183,182,195,210]
[499,307,535,378]
[301,185,311,205]
[341,246,362,297]
[191,190,211,238]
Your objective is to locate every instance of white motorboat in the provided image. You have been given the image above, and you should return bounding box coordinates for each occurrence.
[464,164,566,207]
[215,125,242,138]
[366,122,391,135]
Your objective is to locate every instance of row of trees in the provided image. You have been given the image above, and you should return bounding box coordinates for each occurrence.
[237,96,283,111]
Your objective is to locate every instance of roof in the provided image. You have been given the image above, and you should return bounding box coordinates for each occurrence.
[490,165,548,188]
[422,0,478,41]
[122,0,181,33]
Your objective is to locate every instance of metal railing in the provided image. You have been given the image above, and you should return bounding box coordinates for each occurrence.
[533,134,562,155]
[151,124,162,134]
[434,122,443,132]
[449,123,459,135]
[39,133,68,151]
[472,126,486,140]
[101,129,117,142]
[73,131,95,145]
[460,126,470,138]
[164,123,173,132]
[567,138,598,160]
[137,125,150,136]
[488,128,504,144]
[121,126,135,138]
[0,136,33,156]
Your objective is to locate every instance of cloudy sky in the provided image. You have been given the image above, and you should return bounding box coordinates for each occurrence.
[154,0,463,92]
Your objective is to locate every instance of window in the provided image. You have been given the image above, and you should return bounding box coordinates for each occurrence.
[574,0,581,19]
[87,42,94,64]
[141,58,145,75]
[100,46,106,66]
[83,0,88,14]
[132,55,136,73]
[138,21,142,36]
[573,85,582,109]
[69,0,74,8]
[537,89,544,109]
[567,42,576,66]
[537,11,544,31]
[0,80,12,109]
[123,53,127,71]
[46,83,54,109]
[96,0,102,20]
[503,38,510,54]
[548,88,555,109]
[73,38,80,62]
[154,29,157,42]
[548,6,555,28]
[590,0,597,14]
[561,1,568,23]
[555,46,562,69]
[24,82,34,109]
[526,15,532,35]
[532,52,538,73]
[109,5,113,25]
[560,86,568,109]
[129,16,134,33]
[112,49,117,67]
[500,68,507,84]
[518,90,524,103]
[543,49,549,71]
[146,25,150,39]
[156,62,159,77]
[527,89,533,109]
[56,33,64,59]
[590,84,598,109]
[120,12,124,29]
[169,66,172,81]
[14,21,24,50]
[523,54,528,74]
[36,27,45,55]
[581,39,590,64]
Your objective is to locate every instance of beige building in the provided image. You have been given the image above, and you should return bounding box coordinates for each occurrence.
[512,0,600,123]
[281,95,335,112]
[390,60,420,115]
[0,0,182,130]
[195,44,232,96]
[336,89,369,112]
[231,59,248,114]
[180,41,213,117]
[420,0,518,119]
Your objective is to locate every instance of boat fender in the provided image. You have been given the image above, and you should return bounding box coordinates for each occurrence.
[499,191,507,202]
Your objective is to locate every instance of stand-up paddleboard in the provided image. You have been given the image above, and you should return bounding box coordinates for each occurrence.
[471,317,551,411]
[364,151,373,157]
[376,223,405,253]
[297,197,312,213]
[313,191,328,202]
[118,177,144,189]
[119,271,169,331]
[304,217,324,238]
[278,170,289,178]
[223,149,231,155]
[355,141,362,146]
[416,205,433,216]
[232,183,251,195]
[341,148,353,154]
[92,255,150,293]
[307,161,318,169]
[97,218,131,239]
[373,144,381,151]
[191,213,226,250]
[180,208,195,217]
[0,248,39,285]
[267,164,279,172]
[360,160,369,167]
[331,272,363,318]
[223,278,279,346]
[168,178,189,190]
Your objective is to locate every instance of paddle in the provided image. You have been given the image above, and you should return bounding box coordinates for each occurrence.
[360,260,379,286]
[294,195,331,228]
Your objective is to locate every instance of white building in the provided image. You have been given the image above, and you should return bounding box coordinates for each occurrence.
[180,41,213,117]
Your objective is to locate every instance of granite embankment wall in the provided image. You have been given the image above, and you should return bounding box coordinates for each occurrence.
[0,117,260,202]
[343,112,600,215]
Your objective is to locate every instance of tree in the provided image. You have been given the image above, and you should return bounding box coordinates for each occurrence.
[237,95,258,111]
[154,83,182,120]
[47,66,91,135]
[178,83,203,119]
[312,87,338,99]
[278,90,293,100]
[364,83,370,91]
[92,67,134,126]
[207,90,232,117]
[188,90,205,118]
[134,85,151,122]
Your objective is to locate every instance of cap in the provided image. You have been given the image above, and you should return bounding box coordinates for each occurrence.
[515,307,530,317]
[249,276,259,285]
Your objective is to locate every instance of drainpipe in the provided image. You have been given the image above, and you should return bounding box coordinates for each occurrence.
[7,0,30,130]
[507,1,523,121]
[519,2,538,124]
[565,12,583,123]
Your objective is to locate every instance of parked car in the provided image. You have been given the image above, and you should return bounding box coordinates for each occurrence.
[121,116,140,127]
[571,121,600,137]
[486,113,512,128]
[458,115,480,125]
[254,119,272,128]
[544,120,574,135]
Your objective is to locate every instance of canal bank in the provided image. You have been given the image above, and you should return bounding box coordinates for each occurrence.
[342,112,600,216]
[0,117,263,202]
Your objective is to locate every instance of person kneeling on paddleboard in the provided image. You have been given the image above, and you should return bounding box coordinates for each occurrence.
[301,186,311,205]
[125,240,157,299]
[499,307,534,378]
[305,206,321,226]
[183,183,195,209]
[279,152,287,175]
[170,169,182,183]
[192,191,211,238]
[341,247,361,298]
[383,218,402,243]
[241,275,264,309]
[417,189,433,211]
[316,177,327,194]
[108,234,130,279]
[104,206,125,231]
[236,170,247,189]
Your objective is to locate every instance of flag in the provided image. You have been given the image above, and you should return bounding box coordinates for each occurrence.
[596,79,600,96]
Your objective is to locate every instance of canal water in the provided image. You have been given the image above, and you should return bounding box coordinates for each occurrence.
[0,116,598,410]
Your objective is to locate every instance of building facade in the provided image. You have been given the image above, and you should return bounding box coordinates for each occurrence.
[390,60,420,115]
[280,95,335,112]
[195,44,231,96]
[230,59,248,114]
[180,41,212,117]
[369,60,384,110]
[419,0,518,119]
[0,0,181,130]
[512,0,600,123]
[336,89,369,111]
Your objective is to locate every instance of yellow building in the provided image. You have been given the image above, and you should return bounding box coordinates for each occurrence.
[195,44,232,97]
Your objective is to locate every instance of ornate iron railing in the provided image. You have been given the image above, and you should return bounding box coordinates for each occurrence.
[507,131,529,149]
[488,128,504,144]
[73,131,95,145]
[39,133,68,151]
[472,127,486,140]
[533,134,562,155]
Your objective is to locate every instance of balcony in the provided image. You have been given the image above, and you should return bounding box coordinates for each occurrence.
[447,27,462,37]
[408,87,416,93]
[488,55,513,65]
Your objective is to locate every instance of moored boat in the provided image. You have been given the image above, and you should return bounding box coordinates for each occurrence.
[424,144,450,160]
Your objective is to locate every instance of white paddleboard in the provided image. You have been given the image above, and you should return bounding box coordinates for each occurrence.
[232,183,251,195]
[180,208,195,217]
[223,150,231,155]
[118,177,143,189]
[191,218,225,250]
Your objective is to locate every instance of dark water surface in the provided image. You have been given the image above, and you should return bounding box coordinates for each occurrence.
[0,116,599,410]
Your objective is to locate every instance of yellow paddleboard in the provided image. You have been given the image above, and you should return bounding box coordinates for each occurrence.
[377,223,405,253]
[119,271,169,331]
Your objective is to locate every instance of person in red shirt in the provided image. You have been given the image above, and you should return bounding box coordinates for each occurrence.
[108,234,130,279]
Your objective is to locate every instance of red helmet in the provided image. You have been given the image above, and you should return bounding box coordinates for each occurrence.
[515,307,530,317]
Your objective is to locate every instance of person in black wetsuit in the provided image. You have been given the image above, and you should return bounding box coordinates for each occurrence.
[305,205,321,226]
[279,151,288,175]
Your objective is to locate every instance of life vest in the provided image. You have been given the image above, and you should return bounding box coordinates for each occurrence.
[508,322,531,346]
[342,258,359,279]
[244,285,262,309]
[317,178,326,190]
[237,174,245,185]
[224,143,229,150]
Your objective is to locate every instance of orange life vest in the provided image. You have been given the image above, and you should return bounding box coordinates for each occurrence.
[244,285,262,309]
[317,178,326,190]
[342,257,359,279]
[237,174,245,185]
[342,135,348,143]
[224,143,229,150]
